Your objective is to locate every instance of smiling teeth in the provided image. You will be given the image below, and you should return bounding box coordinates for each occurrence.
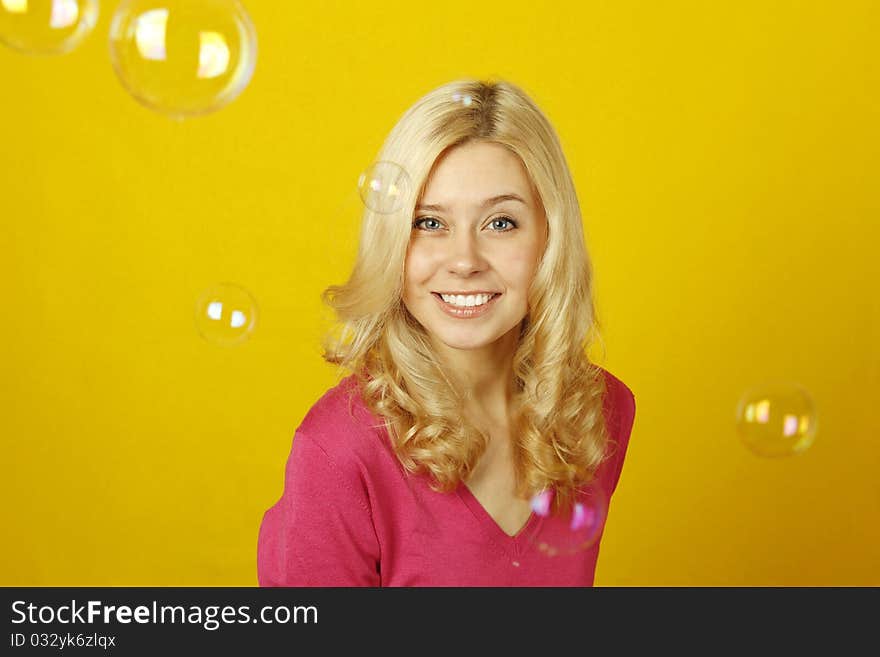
[440,293,494,307]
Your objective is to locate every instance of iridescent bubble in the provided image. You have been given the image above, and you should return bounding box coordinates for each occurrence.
[451,91,473,107]
[529,484,607,557]
[195,282,257,346]
[108,0,257,119]
[0,0,98,55]
[530,489,552,516]
[736,381,818,457]
[357,161,411,214]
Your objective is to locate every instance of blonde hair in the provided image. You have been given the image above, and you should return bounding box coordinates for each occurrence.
[321,78,611,514]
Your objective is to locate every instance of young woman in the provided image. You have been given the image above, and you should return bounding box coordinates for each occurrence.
[257,78,636,586]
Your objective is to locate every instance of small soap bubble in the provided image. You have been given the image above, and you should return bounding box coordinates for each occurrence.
[530,489,552,516]
[195,282,257,346]
[529,483,607,557]
[357,161,411,214]
[0,0,98,55]
[736,381,818,457]
[451,92,473,107]
[108,0,257,119]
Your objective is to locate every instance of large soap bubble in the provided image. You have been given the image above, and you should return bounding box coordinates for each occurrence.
[108,0,257,119]
[357,161,412,215]
[528,484,608,557]
[0,0,98,55]
[195,282,258,346]
[736,380,818,457]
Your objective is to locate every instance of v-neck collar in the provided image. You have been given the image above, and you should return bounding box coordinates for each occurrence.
[456,482,545,559]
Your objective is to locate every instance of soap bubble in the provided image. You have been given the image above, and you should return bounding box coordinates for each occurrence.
[357,161,411,214]
[529,484,607,557]
[736,380,818,457]
[0,0,98,55]
[451,91,473,107]
[108,0,257,119]
[195,282,257,346]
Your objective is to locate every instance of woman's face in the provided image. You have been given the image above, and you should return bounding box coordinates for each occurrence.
[403,140,548,353]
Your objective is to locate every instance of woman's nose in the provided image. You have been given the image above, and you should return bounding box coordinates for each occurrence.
[444,230,488,274]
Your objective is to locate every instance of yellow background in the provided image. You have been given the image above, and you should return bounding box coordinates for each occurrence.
[2,0,878,586]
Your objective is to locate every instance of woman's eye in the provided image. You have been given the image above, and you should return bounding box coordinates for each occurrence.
[412,217,442,230]
[411,216,518,232]
[490,217,517,231]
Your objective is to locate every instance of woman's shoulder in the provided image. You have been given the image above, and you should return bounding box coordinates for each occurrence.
[597,366,636,425]
[296,374,388,465]
[591,366,637,496]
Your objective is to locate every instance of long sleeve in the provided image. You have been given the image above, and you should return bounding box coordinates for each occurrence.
[257,429,381,587]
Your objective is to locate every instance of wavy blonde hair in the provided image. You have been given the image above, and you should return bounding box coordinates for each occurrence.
[320,78,611,514]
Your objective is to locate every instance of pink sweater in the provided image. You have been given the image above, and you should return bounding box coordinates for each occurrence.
[257,368,636,586]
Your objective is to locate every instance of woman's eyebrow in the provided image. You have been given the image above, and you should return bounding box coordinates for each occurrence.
[415,193,527,213]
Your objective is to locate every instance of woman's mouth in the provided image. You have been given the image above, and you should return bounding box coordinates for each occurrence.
[431,292,501,319]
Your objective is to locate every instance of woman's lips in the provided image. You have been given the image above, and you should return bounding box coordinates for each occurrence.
[432,293,501,319]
